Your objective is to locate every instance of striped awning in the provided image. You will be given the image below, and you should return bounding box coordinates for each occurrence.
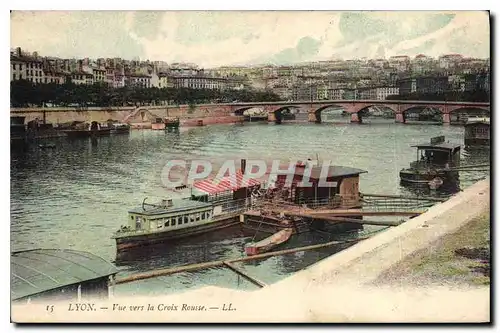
[193,169,262,195]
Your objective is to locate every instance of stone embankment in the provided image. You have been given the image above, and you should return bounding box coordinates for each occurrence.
[11,106,246,128]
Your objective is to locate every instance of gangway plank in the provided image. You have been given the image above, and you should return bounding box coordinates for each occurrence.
[278,209,425,217]
[277,211,403,227]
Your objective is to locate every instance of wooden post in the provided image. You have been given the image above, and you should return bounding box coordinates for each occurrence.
[223,262,266,288]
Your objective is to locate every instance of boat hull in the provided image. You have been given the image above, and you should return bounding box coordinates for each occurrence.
[151,123,165,130]
[465,138,490,147]
[244,228,293,256]
[245,243,276,256]
[114,217,239,251]
[63,129,111,138]
[111,127,130,134]
[399,169,458,185]
[165,121,180,129]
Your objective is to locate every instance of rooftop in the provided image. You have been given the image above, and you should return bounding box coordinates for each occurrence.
[11,249,118,301]
[411,142,462,151]
[10,55,43,63]
[129,198,212,216]
[278,165,368,179]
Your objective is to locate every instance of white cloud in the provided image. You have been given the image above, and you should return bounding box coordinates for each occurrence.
[389,12,489,57]
[10,11,77,52]
[10,11,490,66]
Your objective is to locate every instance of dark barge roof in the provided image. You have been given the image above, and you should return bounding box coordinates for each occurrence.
[411,142,461,150]
[129,198,212,216]
[11,249,118,301]
[278,165,368,178]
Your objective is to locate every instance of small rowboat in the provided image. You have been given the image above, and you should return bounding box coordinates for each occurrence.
[245,228,293,256]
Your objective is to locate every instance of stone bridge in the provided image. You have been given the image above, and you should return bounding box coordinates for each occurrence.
[10,100,490,125]
[227,100,490,123]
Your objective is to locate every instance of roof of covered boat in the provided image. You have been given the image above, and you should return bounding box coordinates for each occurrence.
[411,142,461,150]
[129,198,212,216]
[277,165,368,178]
[11,249,118,301]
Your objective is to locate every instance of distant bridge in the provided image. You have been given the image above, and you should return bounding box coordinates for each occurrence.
[11,99,490,125]
[226,99,490,123]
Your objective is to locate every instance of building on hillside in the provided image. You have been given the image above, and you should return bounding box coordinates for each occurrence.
[127,74,152,88]
[10,47,44,83]
[398,76,449,95]
[71,71,94,85]
[272,85,293,100]
[439,54,464,69]
[92,67,106,84]
[170,75,228,90]
[43,70,66,84]
[388,55,410,72]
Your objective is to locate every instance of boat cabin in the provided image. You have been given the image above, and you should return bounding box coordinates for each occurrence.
[411,136,461,168]
[124,198,214,234]
[274,162,367,207]
[464,119,490,146]
[151,117,166,130]
[11,249,118,304]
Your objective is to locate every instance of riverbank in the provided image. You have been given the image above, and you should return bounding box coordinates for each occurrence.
[373,209,490,287]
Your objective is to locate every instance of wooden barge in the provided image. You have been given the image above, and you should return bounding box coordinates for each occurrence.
[464,118,490,147]
[241,161,368,235]
[61,121,111,138]
[151,117,180,130]
[399,136,460,189]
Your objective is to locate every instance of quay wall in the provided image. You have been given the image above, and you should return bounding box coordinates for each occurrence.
[181,116,244,126]
[10,105,235,125]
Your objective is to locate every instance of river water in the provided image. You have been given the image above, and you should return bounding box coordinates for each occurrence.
[10,119,490,296]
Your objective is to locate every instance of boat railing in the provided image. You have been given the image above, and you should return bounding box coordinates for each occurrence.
[360,194,440,212]
[257,194,362,210]
[409,160,458,170]
[216,198,256,216]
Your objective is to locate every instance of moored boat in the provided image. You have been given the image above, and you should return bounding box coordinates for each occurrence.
[244,227,293,256]
[165,117,180,129]
[112,160,262,252]
[112,197,239,251]
[399,136,460,188]
[464,118,490,147]
[109,122,131,134]
[11,116,26,146]
[62,121,111,138]
[151,118,165,130]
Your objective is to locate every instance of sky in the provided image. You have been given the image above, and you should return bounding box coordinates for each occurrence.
[10,11,490,68]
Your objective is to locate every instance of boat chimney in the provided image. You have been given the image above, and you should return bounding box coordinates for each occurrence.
[241,159,246,174]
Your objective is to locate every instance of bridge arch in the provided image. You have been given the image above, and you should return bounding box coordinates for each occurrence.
[400,106,443,124]
[272,106,305,124]
[233,107,255,116]
[448,107,490,125]
[356,105,397,123]
[313,104,349,124]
